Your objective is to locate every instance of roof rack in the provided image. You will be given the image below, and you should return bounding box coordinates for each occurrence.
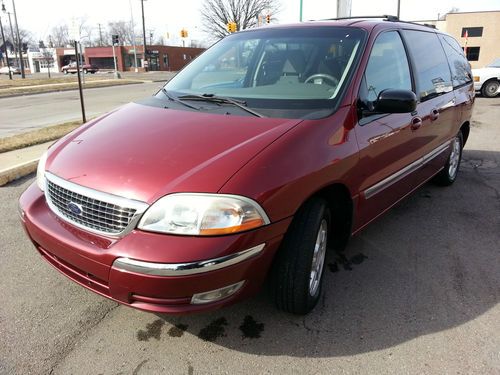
[321,15,399,22]
[317,15,438,29]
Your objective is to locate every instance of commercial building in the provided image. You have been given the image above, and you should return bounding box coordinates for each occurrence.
[54,45,205,73]
[415,10,500,69]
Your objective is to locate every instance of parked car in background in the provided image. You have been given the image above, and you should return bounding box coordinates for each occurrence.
[472,58,500,97]
[0,66,21,75]
[61,62,99,74]
[20,17,474,316]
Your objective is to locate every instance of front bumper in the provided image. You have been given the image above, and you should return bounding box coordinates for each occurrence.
[19,182,291,314]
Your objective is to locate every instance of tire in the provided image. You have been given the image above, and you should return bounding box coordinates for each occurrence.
[481,80,500,98]
[271,197,330,315]
[433,132,463,186]
[63,69,68,75]
[83,68,88,74]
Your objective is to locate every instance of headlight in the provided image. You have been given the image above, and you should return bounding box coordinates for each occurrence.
[36,150,48,191]
[138,193,270,236]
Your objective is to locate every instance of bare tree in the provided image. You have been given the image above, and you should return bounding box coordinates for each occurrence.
[201,0,280,40]
[4,26,34,46]
[107,20,136,46]
[50,24,70,47]
[439,7,460,20]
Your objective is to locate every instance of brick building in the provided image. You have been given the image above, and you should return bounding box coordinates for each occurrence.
[55,45,205,72]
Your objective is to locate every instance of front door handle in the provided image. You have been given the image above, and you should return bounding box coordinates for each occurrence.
[411,116,422,131]
[430,108,440,121]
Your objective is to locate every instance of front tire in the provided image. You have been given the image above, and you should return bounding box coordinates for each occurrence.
[433,132,463,186]
[482,80,500,98]
[63,69,68,75]
[272,197,330,315]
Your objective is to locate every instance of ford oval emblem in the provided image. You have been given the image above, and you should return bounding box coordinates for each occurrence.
[67,202,83,216]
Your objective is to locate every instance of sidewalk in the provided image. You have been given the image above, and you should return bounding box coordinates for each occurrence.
[0,142,50,186]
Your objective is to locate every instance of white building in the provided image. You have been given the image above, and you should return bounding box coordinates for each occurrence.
[27,48,59,74]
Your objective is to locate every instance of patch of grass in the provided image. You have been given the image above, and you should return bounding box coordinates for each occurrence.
[0,121,83,153]
[0,79,142,98]
[0,76,105,89]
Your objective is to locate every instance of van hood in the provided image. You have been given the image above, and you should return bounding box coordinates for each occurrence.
[47,102,301,203]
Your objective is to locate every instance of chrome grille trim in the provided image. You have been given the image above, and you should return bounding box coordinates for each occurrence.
[44,172,149,237]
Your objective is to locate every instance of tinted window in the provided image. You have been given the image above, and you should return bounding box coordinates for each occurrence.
[403,30,453,101]
[462,27,483,37]
[439,34,472,87]
[361,31,412,103]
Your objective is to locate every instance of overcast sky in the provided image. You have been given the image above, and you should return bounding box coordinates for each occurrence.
[5,0,500,45]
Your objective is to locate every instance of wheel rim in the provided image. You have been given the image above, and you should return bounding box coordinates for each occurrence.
[309,219,328,296]
[448,136,461,178]
[487,82,499,95]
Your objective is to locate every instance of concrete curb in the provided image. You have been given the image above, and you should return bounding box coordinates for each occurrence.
[0,158,39,186]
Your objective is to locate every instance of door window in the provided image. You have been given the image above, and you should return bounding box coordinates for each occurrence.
[361,31,412,104]
[402,30,453,101]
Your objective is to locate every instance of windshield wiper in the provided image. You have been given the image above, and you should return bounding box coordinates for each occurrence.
[160,88,200,110]
[178,93,265,118]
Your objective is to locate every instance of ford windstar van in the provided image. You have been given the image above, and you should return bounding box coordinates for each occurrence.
[19,16,474,315]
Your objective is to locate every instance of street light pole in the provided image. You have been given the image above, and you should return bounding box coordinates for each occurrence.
[11,0,25,78]
[299,0,303,22]
[0,16,12,79]
[141,0,148,72]
[397,0,401,19]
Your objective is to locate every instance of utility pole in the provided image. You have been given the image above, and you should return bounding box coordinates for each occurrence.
[141,0,148,72]
[5,11,18,70]
[11,0,25,78]
[299,0,303,22]
[0,16,12,79]
[397,0,401,19]
[98,23,103,46]
[129,0,138,72]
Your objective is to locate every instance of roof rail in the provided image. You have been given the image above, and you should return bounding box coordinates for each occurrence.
[320,15,399,22]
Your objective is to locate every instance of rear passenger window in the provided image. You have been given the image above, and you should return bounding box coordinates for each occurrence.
[438,35,472,88]
[362,31,412,102]
[402,30,453,101]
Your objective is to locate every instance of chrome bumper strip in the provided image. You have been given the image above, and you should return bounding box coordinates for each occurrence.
[364,140,452,199]
[112,243,266,276]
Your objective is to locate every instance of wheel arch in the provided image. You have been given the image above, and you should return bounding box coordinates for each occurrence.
[298,182,354,253]
[460,121,470,146]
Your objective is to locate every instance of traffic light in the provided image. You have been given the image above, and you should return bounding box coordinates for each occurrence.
[266,15,271,23]
[180,29,188,38]
[22,42,28,52]
[39,40,45,49]
[112,34,119,46]
[227,22,237,33]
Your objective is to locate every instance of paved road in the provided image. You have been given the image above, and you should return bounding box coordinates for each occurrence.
[0,98,499,374]
[0,81,167,137]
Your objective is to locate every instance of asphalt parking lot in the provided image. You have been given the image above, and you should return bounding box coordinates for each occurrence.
[1,97,499,375]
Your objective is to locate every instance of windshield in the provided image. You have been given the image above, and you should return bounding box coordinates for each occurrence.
[161,26,366,118]
[487,58,500,68]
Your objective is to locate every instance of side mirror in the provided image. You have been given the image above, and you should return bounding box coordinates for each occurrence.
[374,89,417,113]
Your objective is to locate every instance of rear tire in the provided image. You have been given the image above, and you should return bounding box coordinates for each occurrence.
[481,80,500,98]
[433,132,463,186]
[271,197,330,315]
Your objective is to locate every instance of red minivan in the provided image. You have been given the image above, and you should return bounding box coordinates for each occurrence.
[19,17,474,315]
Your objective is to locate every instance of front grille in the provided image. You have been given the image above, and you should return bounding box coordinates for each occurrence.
[45,174,148,236]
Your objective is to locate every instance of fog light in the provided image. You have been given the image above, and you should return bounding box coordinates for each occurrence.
[191,281,245,304]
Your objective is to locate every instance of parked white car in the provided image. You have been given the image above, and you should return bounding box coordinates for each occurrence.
[472,58,500,97]
[0,66,21,75]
